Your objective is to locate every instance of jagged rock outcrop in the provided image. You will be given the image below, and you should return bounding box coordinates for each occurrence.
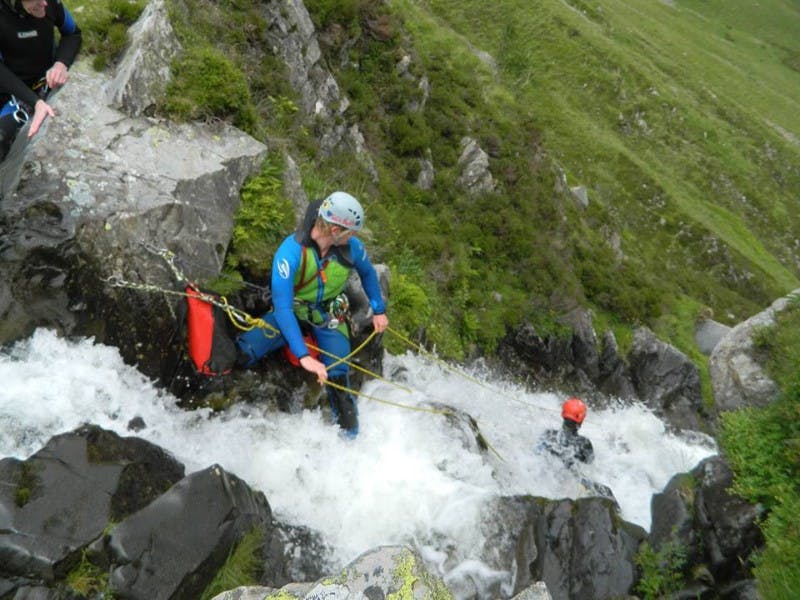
[512,495,647,600]
[709,289,799,415]
[596,329,636,399]
[496,309,600,394]
[496,319,705,432]
[627,327,705,431]
[259,0,374,176]
[261,0,340,119]
[105,0,181,116]
[649,455,764,598]
[457,137,495,196]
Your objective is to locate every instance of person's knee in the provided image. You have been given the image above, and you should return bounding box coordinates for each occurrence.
[235,337,259,367]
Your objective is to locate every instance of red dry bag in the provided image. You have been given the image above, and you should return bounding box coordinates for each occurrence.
[184,287,237,376]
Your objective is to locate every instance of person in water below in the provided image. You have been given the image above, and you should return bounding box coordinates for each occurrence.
[236,191,389,439]
[537,397,595,468]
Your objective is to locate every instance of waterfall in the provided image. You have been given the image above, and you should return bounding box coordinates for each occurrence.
[0,328,716,595]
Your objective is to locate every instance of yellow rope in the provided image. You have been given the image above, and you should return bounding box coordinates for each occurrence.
[325,329,377,372]
[324,378,451,416]
[386,326,560,416]
[307,336,414,394]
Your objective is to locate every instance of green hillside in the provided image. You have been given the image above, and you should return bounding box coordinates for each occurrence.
[293,0,800,361]
[80,0,800,362]
[410,0,800,300]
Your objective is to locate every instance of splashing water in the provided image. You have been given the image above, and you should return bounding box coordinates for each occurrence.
[0,329,716,595]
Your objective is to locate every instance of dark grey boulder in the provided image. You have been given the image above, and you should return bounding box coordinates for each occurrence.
[514,496,646,600]
[0,424,184,582]
[649,455,764,596]
[628,327,705,431]
[693,457,764,582]
[107,464,272,600]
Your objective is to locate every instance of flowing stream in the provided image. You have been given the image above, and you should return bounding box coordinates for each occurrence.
[0,328,717,595]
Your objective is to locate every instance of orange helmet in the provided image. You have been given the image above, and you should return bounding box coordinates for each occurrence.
[562,397,587,424]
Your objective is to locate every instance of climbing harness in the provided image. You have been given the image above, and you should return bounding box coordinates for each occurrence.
[293,291,351,330]
[325,293,350,329]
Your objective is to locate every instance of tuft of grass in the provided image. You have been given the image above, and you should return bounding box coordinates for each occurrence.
[161,0,299,139]
[66,550,110,597]
[226,153,295,278]
[161,45,257,131]
[634,538,688,600]
[14,461,41,508]
[72,0,147,70]
[200,528,263,600]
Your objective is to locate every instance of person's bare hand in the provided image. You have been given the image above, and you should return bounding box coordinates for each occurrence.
[27,100,55,138]
[372,313,389,333]
[299,355,328,384]
[45,62,69,89]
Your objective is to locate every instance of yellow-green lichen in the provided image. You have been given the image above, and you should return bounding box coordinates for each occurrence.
[388,550,454,600]
[387,552,418,600]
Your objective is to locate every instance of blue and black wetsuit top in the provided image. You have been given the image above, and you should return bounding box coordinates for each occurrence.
[271,199,386,360]
[0,0,81,107]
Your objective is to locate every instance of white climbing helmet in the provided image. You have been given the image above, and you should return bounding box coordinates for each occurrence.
[319,191,364,231]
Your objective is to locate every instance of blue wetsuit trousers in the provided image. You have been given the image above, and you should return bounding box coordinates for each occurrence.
[236,311,352,378]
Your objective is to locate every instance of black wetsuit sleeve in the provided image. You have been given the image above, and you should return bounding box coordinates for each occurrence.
[53,3,82,68]
[54,30,81,68]
[577,436,595,464]
[0,61,38,107]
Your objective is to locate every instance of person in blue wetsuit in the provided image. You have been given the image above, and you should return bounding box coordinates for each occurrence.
[237,191,389,438]
[0,0,81,156]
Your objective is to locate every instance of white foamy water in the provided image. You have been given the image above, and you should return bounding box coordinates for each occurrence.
[0,329,716,594]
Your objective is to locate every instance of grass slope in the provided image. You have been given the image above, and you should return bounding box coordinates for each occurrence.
[418,0,800,293]
[361,0,800,359]
[128,0,800,365]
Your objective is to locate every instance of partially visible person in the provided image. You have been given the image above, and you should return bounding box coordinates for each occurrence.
[236,191,388,438]
[537,397,595,468]
[0,0,81,155]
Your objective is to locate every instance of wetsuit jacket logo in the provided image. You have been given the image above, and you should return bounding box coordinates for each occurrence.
[17,31,39,39]
[277,258,290,280]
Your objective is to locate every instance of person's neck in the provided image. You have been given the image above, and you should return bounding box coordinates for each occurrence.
[311,224,333,257]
